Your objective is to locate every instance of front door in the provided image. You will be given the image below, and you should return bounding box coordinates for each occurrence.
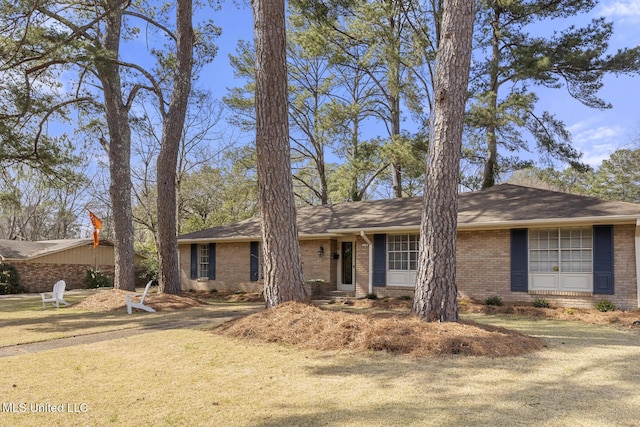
[338,240,355,291]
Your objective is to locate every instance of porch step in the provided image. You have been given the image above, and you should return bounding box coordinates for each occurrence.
[312,290,354,300]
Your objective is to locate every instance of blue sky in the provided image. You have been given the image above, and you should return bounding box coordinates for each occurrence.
[550,0,640,166]
[200,0,640,170]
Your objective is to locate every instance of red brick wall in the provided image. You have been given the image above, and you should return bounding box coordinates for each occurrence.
[11,263,115,293]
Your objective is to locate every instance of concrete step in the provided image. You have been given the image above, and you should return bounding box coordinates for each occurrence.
[312,290,354,300]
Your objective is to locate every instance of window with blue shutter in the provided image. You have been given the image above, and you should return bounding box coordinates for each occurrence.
[373,234,386,287]
[208,243,216,280]
[190,243,215,280]
[190,244,198,279]
[510,229,528,292]
[250,241,260,281]
[593,225,614,295]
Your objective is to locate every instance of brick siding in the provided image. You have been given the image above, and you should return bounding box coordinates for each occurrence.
[11,263,116,293]
[179,224,639,309]
[179,239,337,295]
[457,229,511,303]
[359,226,638,309]
[354,235,370,298]
[454,226,637,309]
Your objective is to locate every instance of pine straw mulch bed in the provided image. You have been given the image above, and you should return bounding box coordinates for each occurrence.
[71,289,206,312]
[71,291,640,358]
[70,289,264,312]
[216,301,546,358]
[459,300,640,328]
[345,298,640,329]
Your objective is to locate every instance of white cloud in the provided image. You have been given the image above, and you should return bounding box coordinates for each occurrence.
[598,1,640,21]
[569,122,627,167]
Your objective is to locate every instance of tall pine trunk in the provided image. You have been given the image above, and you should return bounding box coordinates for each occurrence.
[413,0,474,322]
[97,2,135,291]
[481,8,501,189]
[156,0,194,294]
[252,0,306,307]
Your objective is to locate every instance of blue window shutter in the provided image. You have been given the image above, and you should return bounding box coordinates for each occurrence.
[190,244,198,279]
[208,243,216,280]
[593,225,614,295]
[373,234,386,287]
[510,229,528,292]
[250,241,259,281]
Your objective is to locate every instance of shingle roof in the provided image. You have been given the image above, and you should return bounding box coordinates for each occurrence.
[0,238,109,261]
[177,184,640,242]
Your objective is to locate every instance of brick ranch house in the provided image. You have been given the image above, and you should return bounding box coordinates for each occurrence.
[0,238,144,293]
[177,184,640,309]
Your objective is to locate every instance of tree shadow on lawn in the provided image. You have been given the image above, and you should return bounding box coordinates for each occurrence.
[249,402,445,427]
[0,300,262,347]
[290,320,640,426]
[0,294,88,313]
[462,313,640,349]
[249,356,639,427]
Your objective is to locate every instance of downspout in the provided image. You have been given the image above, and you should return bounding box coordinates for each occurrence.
[635,219,640,308]
[360,231,373,296]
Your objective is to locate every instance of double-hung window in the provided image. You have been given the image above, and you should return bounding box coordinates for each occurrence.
[198,244,210,279]
[190,243,215,280]
[386,234,419,286]
[529,227,592,291]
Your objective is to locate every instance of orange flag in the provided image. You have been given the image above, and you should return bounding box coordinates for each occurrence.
[89,211,103,249]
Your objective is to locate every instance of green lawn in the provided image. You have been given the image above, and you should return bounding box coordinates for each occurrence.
[0,293,638,426]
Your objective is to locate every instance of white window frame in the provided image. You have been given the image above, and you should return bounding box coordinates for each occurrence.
[529,227,593,292]
[198,244,209,279]
[387,234,419,287]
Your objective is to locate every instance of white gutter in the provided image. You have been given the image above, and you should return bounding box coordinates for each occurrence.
[636,219,640,308]
[360,231,373,296]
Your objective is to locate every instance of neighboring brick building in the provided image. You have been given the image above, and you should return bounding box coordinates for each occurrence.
[0,239,145,293]
[177,184,640,309]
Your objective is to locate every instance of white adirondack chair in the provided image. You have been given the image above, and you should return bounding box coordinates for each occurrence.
[126,280,156,314]
[41,280,70,309]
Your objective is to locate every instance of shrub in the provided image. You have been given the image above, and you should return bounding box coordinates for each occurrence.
[83,269,112,289]
[594,299,616,312]
[0,263,26,295]
[397,295,412,301]
[566,308,575,315]
[485,295,503,306]
[365,293,378,300]
[137,260,158,287]
[533,298,550,308]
